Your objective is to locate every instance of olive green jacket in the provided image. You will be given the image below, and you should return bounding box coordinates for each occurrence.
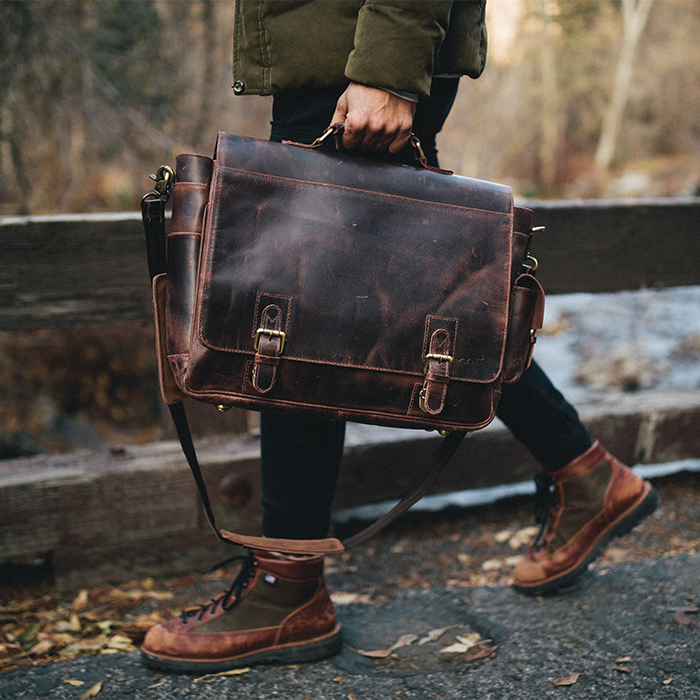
[232,0,487,98]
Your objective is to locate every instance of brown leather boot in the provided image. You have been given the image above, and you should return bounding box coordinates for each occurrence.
[141,549,341,673]
[512,440,659,596]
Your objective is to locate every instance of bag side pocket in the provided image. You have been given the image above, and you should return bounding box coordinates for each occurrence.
[502,273,545,384]
[165,154,212,371]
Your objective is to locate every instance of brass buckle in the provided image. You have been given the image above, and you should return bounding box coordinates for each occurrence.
[254,328,286,354]
[417,390,453,433]
[419,387,428,413]
[423,353,453,375]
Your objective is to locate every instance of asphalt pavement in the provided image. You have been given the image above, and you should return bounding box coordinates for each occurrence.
[1,549,698,700]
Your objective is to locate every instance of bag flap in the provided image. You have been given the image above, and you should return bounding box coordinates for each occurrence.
[196,134,514,384]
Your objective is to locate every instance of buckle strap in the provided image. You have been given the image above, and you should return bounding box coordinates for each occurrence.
[420,326,454,415]
[252,302,287,393]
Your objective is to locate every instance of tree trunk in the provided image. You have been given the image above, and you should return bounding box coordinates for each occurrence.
[594,0,656,172]
[538,0,560,195]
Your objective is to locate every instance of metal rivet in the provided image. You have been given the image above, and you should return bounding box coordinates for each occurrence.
[233,80,245,95]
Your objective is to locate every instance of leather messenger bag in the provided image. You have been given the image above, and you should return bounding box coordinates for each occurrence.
[141,128,545,554]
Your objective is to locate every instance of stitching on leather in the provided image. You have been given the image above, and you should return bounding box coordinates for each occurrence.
[173,182,209,190]
[218,166,514,216]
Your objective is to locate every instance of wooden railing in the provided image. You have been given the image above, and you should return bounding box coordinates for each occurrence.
[2,197,698,332]
[1,197,699,588]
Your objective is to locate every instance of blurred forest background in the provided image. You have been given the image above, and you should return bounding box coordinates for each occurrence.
[1,0,699,456]
[2,0,699,215]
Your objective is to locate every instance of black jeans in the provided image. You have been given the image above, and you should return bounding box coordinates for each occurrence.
[261,80,593,539]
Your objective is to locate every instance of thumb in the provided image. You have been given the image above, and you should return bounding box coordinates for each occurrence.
[330,90,349,129]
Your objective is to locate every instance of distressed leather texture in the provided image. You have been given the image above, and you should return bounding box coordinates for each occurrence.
[156,132,543,433]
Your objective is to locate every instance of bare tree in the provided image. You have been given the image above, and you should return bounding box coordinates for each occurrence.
[538,0,561,194]
[594,0,657,172]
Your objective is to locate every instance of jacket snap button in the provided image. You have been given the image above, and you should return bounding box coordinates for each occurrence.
[233,80,245,95]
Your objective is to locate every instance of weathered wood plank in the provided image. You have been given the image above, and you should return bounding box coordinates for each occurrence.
[1,198,699,331]
[528,197,700,294]
[0,213,153,331]
[3,389,700,588]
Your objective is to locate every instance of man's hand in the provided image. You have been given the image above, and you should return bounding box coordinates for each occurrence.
[331,82,416,154]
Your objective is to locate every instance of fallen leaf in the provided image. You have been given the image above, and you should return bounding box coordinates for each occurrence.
[616,667,630,673]
[79,681,103,699]
[552,673,580,686]
[147,682,166,689]
[673,611,693,627]
[80,636,109,652]
[417,625,458,645]
[353,633,418,658]
[663,677,673,685]
[440,642,472,654]
[614,656,631,663]
[28,639,54,656]
[471,646,497,660]
[16,622,41,644]
[330,592,373,605]
[439,632,483,654]
[508,526,540,549]
[393,634,418,650]
[106,635,136,652]
[54,620,79,633]
[332,677,343,684]
[193,668,250,683]
[95,620,119,634]
[59,642,84,658]
[353,647,395,659]
[64,680,85,686]
[481,559,503,572]
[72,590,89,613]
[0,597,55,614]
[69,613,82,632]
[456,633,482,647]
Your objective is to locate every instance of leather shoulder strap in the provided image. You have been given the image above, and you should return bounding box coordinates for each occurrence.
[169,399,466,554]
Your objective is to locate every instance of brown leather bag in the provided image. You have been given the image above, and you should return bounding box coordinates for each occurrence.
[142,130,544,554]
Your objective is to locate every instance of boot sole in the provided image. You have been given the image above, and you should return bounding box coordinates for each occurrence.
[513,482,660,596]
[140,624,342,674]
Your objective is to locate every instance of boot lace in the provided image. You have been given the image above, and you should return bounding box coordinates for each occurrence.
[532,472,557,551]
[181,549,256,623]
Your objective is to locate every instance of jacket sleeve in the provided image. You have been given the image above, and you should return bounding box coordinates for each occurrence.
[344,1,454,97]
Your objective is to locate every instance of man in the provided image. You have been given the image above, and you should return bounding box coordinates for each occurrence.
[141,1,658,673]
